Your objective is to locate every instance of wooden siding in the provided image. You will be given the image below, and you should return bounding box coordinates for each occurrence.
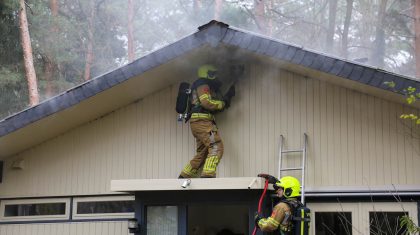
[0,221,129,235]
[0,63,419,197]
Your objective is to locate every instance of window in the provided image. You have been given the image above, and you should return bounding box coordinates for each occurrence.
[147,206,178,235]
[369,212,407,235]
[315,212,352,235]
[308,202,359,235]
[72,196,135,219]
[308,202,418,235]
[0,198,70,221]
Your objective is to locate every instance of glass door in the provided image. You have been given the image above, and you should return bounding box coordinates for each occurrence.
[146,206,178,235]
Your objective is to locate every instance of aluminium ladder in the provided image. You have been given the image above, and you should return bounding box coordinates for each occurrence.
[278,133,308,205]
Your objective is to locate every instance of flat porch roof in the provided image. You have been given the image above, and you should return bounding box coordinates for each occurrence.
[111,177,270,192]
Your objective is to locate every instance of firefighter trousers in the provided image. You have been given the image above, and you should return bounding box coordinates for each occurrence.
[180,118,224,178]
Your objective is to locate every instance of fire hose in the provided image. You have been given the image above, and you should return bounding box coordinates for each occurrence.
[252,173,278,235]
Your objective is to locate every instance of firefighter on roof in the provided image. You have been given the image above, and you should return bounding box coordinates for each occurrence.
[255,176,303,234]
[178,64,236,178]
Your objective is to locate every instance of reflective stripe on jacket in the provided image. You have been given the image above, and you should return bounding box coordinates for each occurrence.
[258,201,293,233]
[190,79,224,116]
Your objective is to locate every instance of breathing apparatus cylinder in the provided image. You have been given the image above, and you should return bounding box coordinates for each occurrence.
[175,82,191,122]
[292,205,310,235]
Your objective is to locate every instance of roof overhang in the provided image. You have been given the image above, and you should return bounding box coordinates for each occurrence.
[1,20,419,158]
[111,178,420,198]
[111,177,270,191]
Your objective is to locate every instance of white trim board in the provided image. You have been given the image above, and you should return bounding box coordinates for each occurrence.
[305,184,420,193]
[111,178,420,196]
[110,177,270,192]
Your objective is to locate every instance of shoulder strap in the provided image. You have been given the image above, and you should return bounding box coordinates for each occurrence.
[191,78,209,90]
[280,199,300,210]
[191,78,222,92]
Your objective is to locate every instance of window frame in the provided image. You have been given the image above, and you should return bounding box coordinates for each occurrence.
[307,202,359,235]
[72,195,135,220]
[360,202,418,235]
[0,198,70,222]
[307,202,418,235]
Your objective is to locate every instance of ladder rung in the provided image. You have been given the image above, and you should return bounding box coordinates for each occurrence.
[280,167,303,171]
[282,149,304,153]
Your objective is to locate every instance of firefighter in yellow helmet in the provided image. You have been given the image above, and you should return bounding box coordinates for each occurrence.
[179,64,236,178]
[255,176,301,234]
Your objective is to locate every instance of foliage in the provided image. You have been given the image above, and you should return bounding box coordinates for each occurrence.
[384,81,420,125]
[400,215,420,234]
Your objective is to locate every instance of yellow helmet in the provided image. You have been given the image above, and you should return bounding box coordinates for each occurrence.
[198,64,217,79]
[274,176,301,198]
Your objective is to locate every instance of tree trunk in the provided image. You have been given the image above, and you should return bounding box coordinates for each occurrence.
[127,0,135,62]
[371,0,387,68]
[254,0,267,34]
[214,0,222,20]
[340,0,353,59]
[325,0,338,53]
[44,0,58,97]
[19,0,39,106]
[50,0,58,16]
[84,1,96,81]
[414,0,420,78]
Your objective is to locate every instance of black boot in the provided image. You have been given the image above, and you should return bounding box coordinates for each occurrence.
[178,175,185,179]
[200,175,215,178]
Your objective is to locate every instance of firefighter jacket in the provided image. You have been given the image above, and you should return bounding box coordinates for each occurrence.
[258,199,297,234]
[190,78,225,120]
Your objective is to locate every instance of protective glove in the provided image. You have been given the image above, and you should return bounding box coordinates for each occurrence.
[223,98,231,110]
[254,212,262,227]
[223,85,235,109]
[267,175,279,184]
[225,85,236,99]
[257,174,278,184]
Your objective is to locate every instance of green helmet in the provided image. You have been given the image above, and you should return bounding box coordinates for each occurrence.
[274,176,301,198]
[198,64,217,79]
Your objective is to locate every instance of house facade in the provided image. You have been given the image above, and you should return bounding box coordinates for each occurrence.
[0,21,419,234]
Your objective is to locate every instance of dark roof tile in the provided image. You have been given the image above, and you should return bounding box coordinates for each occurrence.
[238,33,254,49]
[221,29,235,43]
[380,73,398,91]
[337,63,353,78]
[358,67,376,84]
[330,60,346,75]
[81,82,101,98]
[319,57,336,73]
[228,31,244,46]
[255,38,271,54]
[291,49,305,64]
[309,54,326,70]
[264,41,279,57]
[248,36,261,51]
[369,71,385,87]
[284,47,297,61]
[273,44,289,60]
[300,51,317,67]
[348,65,364,81]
